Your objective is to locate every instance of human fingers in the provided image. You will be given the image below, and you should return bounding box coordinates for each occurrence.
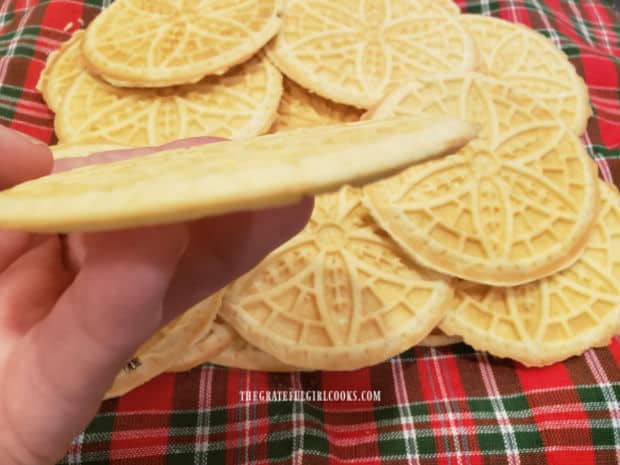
[0,125,52,188]
[52,137,225,173]
[0,236,71,360]
[0,225,187,465]
[162,196,314,323]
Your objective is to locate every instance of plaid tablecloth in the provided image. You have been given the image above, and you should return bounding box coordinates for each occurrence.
[1,1,620,464]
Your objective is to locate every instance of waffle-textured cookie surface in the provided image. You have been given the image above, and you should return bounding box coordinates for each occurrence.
[267,0,475,108]
[0,116,476,233]
[82,0,283,87]
[365,74,599,285]
[461,14,591,134]
[221,187,452,370]
[440,182,620,366]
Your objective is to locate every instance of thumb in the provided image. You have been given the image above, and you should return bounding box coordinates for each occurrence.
[0,125,52,188]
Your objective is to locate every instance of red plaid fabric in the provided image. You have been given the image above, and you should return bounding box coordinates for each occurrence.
[1,1,619,464]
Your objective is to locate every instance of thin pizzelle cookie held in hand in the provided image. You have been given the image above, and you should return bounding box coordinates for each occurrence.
[220,187,453,371]
[82,0,283,87]
[365,74,599,286]
[0,116,476,233]
[440,181,620,367]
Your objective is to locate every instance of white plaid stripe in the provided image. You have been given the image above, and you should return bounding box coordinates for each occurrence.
[583,350,620,463]
[291,372,305,465]
[65,432,84,464]
[0,0,37,84]
[241,370,253,462]
[391,356,420,465]
[478,0,493,15]
[431,348,476,465]
[567,0,596,47]
[419,352,452,459]
[587,0,614,53]
[530,0,563,47]
[195,364,215,461]
[424,350,466,463]
[477,353,522,465]
[0,0,14,27]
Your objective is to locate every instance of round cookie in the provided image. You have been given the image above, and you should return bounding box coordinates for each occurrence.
[82,0,283,87]
[168,320,236,373]
[267,0,476,108]
[440,181,620,366]
[0,116,476,233]
[104,291,223,399]
[419,328,463,347]
[54,41,283,145]
[37,30,85,112]
[364,74,599,285]
[270,78,363,133]
[209,323,304,372]
[220,186,452,371]
[460,14,591,134]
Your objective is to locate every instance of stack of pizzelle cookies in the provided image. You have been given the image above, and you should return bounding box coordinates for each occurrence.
[29,0,620,398]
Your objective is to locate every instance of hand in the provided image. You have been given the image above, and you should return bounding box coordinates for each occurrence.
[0,126,313,465]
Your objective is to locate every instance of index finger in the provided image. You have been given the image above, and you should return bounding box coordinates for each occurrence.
[0,125,52,189]
[52,137,226,173]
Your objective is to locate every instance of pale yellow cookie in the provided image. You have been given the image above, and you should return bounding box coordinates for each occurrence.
[365,74,599,285]
[220,186,453,371]
[54,43,283,145]
[50,143,127,159]
[461,14,591,134]
[270,78,363,133]
[0,116,476,233]
[104,291,223,399]
[440,181,620,366]
[419,328,463,347]
[168,320,235,372]
[37,30,85,112]
[209,323,303,372]
[267,0,476,108]
[82,0,283,87]
[437,0,461,15]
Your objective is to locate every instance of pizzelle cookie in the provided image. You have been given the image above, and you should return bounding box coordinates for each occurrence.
[82,0,283,87]
[0,116,476,233]
[270,78,363,133]
[37,30,85,112]
[267,0,475,108]
[440,181,620,367]
[419,328,463,347]
[54,45,282,145]
[460,14,591,134]
[220,186,452,370]
[209,322,303,372]
[104,291,223,399]
[168,320,236,373]
[365,74,599,285]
